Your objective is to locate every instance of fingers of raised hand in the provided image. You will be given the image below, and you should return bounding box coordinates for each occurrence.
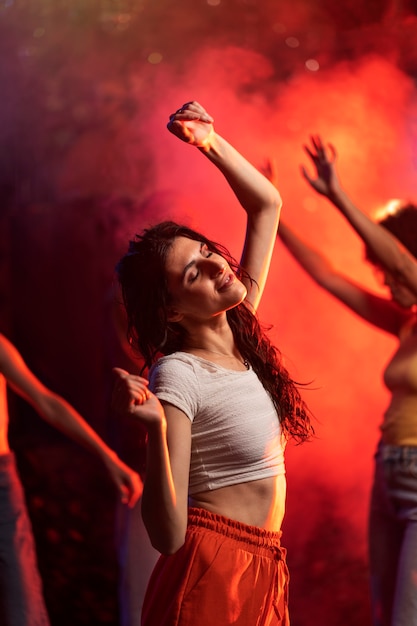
[310,135,324,155]
[303,144,318,164]
[168,100,214,124]
[307,135,337,165]
[327,142,337,162]
[300,164,312,182]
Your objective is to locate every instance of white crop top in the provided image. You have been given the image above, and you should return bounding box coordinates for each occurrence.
[149,352,286,495]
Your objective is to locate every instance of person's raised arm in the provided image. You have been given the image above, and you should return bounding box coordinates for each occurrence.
[168,101,282,311]
[0,334,142,507]
[278,221,406,336]
[302,135,417,297]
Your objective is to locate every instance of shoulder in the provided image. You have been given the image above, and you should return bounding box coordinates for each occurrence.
[149,353,201,421]
[149,352,199,381]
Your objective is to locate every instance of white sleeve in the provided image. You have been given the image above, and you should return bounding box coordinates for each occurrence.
[149,357,200,422]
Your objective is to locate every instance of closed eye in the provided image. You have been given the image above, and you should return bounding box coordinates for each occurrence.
[188,270,199,283]
[184,243,214,284]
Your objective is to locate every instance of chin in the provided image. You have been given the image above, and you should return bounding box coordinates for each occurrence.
[223,292,247,312]
[234,287,248,307]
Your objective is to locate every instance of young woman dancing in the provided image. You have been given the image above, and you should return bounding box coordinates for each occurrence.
[112,101,313,626]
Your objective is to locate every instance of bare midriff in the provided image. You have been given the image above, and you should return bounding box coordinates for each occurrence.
[189,473,286,531]
[382,326,417,446]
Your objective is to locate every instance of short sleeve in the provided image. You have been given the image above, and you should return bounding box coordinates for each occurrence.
[149,356,200,422]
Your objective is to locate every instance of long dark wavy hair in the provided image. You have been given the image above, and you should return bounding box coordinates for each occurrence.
[116,221,313,442]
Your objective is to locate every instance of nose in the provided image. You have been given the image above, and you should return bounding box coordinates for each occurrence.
[203,257,226,278]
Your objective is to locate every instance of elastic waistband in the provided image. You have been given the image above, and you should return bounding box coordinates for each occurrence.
[187,507,283,552]
[377,443,417,462]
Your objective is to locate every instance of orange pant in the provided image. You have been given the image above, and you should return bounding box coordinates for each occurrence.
[142,507,290,626]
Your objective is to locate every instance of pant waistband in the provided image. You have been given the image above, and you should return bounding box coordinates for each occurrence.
[187,507,283,551]
[377,443,417,462]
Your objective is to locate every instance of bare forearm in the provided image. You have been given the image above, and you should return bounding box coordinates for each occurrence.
[278,221,336,287]
[35,394,118,464]
[142,425,187,554]
[278,220,404,333]
[328,187,410,277]
[199,133,282,217]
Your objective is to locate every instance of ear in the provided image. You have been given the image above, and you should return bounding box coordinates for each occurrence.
[166,307,184,323]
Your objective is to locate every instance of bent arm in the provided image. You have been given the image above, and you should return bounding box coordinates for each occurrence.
[327,186,417,297]
[168,101,282,311]
[302,135,417,297]
[112,367,191,554]
[0,335,142,506]
[141,403,191,554]
[201,134,282,310]
[278,222,406,336]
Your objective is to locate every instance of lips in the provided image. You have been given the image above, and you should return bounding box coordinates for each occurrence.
[218,273,235,291]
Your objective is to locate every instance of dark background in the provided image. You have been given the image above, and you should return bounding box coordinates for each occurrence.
[2,1,417,624]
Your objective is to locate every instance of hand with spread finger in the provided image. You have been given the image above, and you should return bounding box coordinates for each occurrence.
[167,100,214,150]
[301,135,341,199]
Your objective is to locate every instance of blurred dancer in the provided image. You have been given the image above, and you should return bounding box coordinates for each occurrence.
[0,332,142,626]
[277,137,417,626]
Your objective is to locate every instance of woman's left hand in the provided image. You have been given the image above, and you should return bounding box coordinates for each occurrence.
[167,101,214,149]
[301,135,340,198]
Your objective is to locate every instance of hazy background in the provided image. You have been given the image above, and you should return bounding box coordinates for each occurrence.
[2,1,417,624]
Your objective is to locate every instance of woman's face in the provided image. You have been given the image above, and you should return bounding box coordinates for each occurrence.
[165,236,247,323]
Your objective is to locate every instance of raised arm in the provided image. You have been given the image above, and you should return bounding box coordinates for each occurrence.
[302,135,417,297]
[168,101,282,311]
[0,334,142,507]
[278,221,407,336]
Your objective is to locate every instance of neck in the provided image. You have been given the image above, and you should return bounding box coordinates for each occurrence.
[183,324,235,354]
[183,346,250,370]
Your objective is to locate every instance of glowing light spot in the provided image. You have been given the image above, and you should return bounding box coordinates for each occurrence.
[99,11,133,33]
[285,37,300,48]
[148,52,163,65]
[273,22,286,34]
[118,13,131,24]
[374,198,402,220]
[33,27,45,39]
[305,58,319,72]
[302,196,319,212]
[207,0,221,5]
[18,46,36,58]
